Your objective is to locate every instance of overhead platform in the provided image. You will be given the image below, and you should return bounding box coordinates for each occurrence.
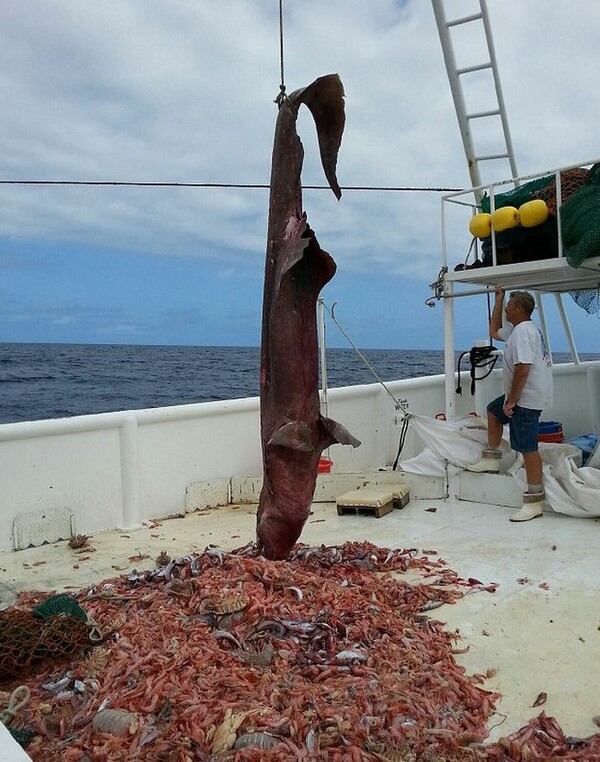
[437,157,600,418]
[446,255,600,294]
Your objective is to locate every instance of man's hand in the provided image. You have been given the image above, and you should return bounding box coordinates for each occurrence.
[494,285,505,300]
[505,365,531,418]
[503,399,516,417]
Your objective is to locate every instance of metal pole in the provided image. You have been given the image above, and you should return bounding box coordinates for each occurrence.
[444,280,456,419]
[555,293,580,364]
[317,298,329,419]
[534,293,552,362]
[555,170,564,259]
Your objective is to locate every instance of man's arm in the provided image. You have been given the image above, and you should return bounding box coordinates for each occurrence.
[490,286,505,341]
[504,363,531,417]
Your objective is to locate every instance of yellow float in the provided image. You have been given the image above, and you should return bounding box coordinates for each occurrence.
[468,213,492,238]
[491,206,520,232]
[519,199,549,227]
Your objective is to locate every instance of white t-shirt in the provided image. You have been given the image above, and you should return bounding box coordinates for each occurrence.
[498,320,553,410]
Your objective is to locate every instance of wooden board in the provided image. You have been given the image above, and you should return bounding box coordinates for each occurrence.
[336,500,393,518]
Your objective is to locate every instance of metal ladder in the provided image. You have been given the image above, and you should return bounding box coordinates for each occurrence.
[431,0,519,205]
[431,0,581,421]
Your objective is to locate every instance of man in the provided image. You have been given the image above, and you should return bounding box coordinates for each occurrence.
[467,287,553,522]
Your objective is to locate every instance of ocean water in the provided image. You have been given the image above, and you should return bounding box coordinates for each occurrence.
[1,343,598,424]
[0,343,446,424]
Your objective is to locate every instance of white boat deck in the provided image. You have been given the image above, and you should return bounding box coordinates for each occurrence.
[2,493,598,756]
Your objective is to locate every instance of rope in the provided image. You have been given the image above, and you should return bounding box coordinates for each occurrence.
[455,345,499,396]
[0,180,462,193]
[0,686,30,727]
[425,266,448,307]
[322,301,408,416]
[392,416,411,470]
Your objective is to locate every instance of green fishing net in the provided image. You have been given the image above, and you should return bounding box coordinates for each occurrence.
[481,175,553,213]
[0,595,96,679]
[32,593,88,622]
[8,728,36,748]
[561,180,600,268]
[481,216,558,266]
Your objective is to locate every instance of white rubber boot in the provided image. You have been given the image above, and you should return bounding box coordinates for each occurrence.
[466,448,501,473]
[509,491,545,522]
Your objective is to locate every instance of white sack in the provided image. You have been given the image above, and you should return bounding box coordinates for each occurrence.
[511,445,600,517]
[400,414,489,475]
[400,415,600,517]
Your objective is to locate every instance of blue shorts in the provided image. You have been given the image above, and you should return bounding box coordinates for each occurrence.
[487,395,542,453]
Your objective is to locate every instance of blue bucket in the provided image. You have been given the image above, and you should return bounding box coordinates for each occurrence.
[538,421,562,435]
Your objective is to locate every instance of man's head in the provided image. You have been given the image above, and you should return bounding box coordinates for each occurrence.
[506,290,535,325]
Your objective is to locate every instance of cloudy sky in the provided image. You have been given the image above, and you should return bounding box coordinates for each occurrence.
[1,0,600,350]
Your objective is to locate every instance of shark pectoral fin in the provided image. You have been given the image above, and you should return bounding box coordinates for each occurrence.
[297,74,345,200]
[321,417,361,448]
[267,421,315,452]
[277,214,310,281]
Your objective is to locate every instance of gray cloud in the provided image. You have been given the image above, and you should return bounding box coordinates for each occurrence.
[1,0,599,283]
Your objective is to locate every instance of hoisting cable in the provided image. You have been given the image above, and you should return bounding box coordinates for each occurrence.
[274,0,289,107]
[322,301,408,415]
[322,300,412,471]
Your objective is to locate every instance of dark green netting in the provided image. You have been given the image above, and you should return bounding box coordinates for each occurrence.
[561,184,600,267]
[0,595,95,679]
[32,594,88,622]
[481,217,558,266]
[563,165,600,313]
[588,162,600,186]
[481,175,553,213]
[8,728,36,748]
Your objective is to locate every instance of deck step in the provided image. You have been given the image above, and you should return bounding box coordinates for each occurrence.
[390,484,411,509]
[336,488,395,518]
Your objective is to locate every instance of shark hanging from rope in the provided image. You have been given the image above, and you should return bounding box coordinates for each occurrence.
[256,74,361,561]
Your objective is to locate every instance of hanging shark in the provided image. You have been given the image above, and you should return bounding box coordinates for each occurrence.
[256,74,360,561]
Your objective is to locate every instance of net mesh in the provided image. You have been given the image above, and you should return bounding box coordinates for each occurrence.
[569,288,600,315]
[560,165,600,314]
[480,175,553,213]
[534,167,590,215]
[0,595,97,680]
[561,183,600,268]
[481,217,558,266]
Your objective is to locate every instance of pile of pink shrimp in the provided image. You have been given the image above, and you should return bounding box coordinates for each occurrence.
[4,541,599,760]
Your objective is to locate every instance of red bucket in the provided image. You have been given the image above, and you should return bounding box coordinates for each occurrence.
[538,421,564,443]
[538,431,564,443]
[318,457,333,474]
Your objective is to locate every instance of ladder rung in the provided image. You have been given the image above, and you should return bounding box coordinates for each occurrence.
[474,152,511,162]
[467,109,501,120]
[446,12,483,28]
[457,62,492,76]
